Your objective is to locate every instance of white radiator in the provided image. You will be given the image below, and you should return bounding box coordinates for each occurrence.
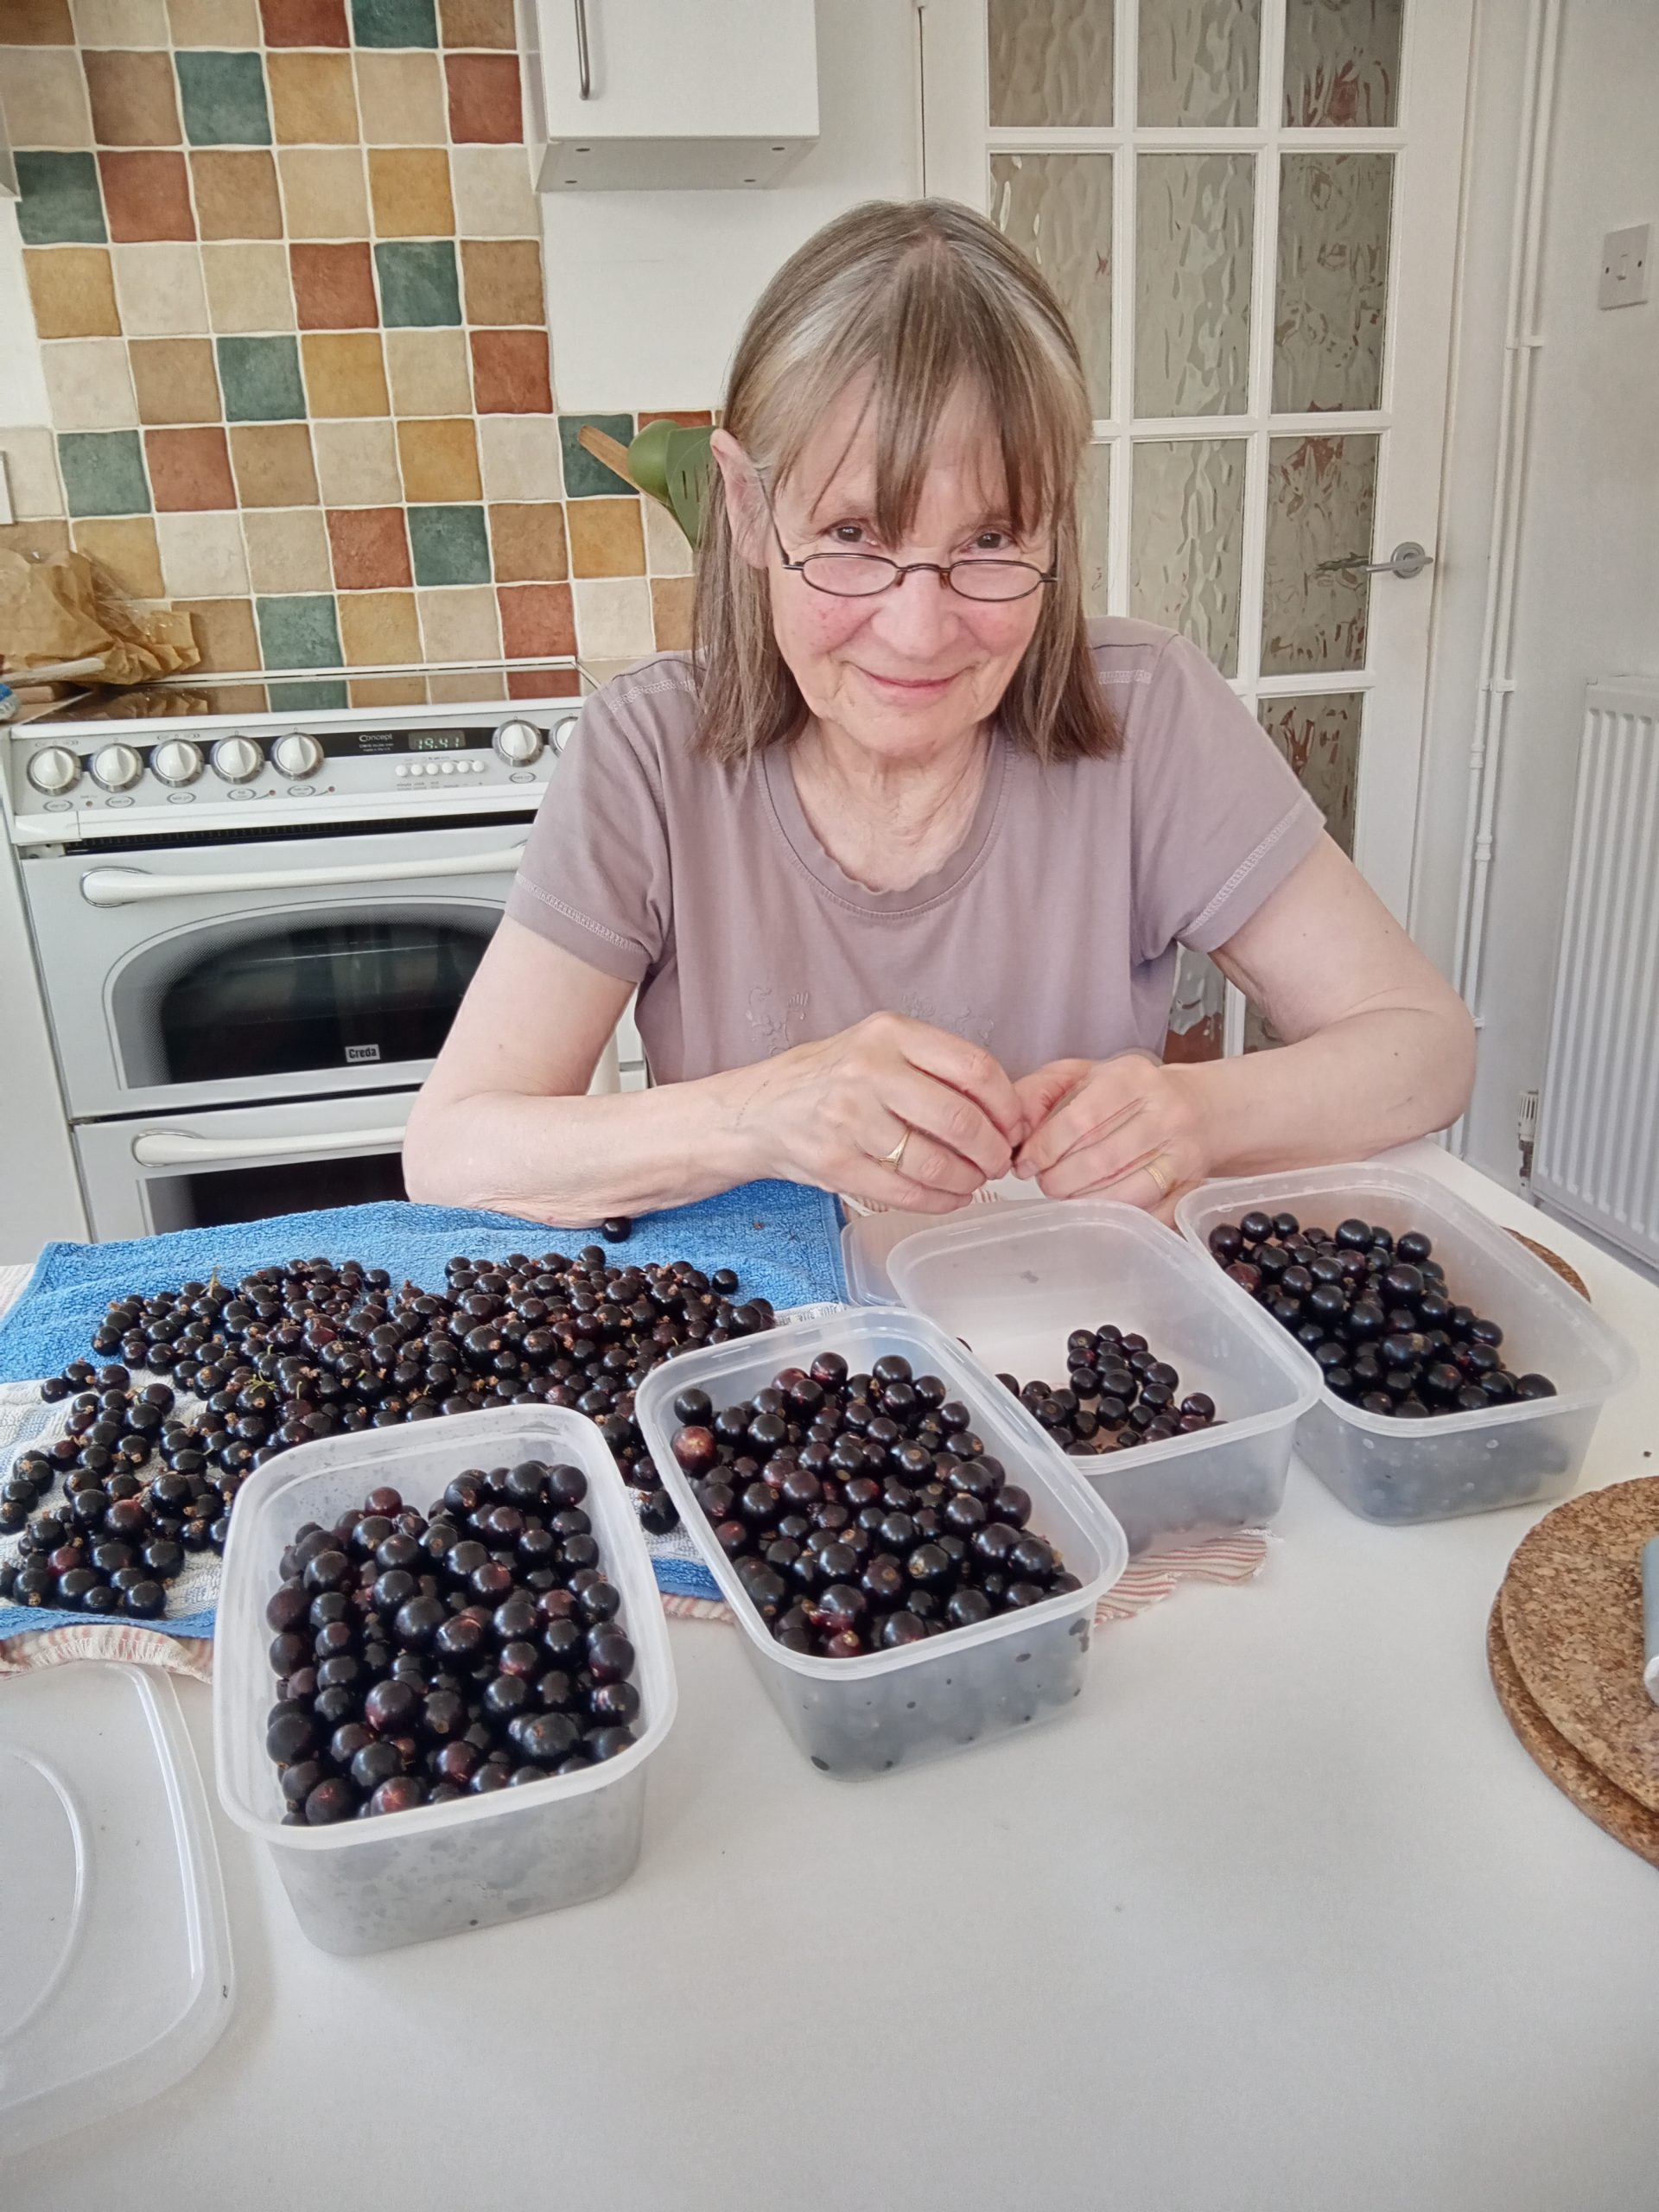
[1533,677,1659,1268]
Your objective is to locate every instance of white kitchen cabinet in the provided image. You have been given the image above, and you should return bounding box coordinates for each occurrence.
[524,0,818,191]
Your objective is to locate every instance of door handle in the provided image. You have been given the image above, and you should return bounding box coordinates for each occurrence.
[574,0,592,96]
[80,843,527,907]
[1316,541,1433,580]
[133,1123,409,1167]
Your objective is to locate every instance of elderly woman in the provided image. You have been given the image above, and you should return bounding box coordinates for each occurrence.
[404,200,1472,1226]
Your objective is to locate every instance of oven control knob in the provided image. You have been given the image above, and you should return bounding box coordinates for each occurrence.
[91,742,144,792]
[493,719,543,766]
[211,735,264,783]
[550,715,579,756]
[26,745,81,795]
[272,732,324,779]
[150,738,204,787]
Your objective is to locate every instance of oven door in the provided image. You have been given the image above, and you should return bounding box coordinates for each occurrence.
[23,819,529,1117]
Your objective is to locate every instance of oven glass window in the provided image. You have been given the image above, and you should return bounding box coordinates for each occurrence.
[146,1150,407,1235]
[156,919,486,1086]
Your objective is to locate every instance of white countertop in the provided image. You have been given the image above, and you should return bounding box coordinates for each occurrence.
[8,1147,1658,2212]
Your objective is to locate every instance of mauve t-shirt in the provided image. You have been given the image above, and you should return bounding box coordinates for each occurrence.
[505,618,1325,1084]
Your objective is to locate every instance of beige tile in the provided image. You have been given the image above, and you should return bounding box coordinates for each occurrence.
[0,429,66,520]
[416,584,500,661]
[268,51,359,147]
[643,495,694,578]
[0,521,73,563]
[477,412,561,501]
[311,416,403,506]
[449,143,538,238]
[339,589,421,666]
[572,577,652,662]
[111,244,207,336]
[243,505,332,594]
[428,667,505,702]
[367,147,454,238]
[41,339,138,431]
[71,0,168,43]
[277,149,369,241]
[202,242,295,334]
[72,515,163,598]
[25,247,121,340]
[155,508,249,597]
[168,0,259,41]
[354,51,446,147]
[0,50,93,149]
[385,327,471,416]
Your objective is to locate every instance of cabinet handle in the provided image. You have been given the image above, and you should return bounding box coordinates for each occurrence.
[79,842,527,907]
[133,1123,409,1168]
[574,0,592,97]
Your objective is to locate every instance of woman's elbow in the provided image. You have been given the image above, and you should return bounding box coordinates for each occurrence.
[1418,988,1477,1134]
[401,1090,460,1205]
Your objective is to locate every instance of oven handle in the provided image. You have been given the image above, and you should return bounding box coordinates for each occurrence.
[80,844,529,908]
[133,1124,409,1167]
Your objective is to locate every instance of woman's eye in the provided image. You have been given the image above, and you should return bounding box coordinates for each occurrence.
[829,523,870,547]
[970,530,1014,554]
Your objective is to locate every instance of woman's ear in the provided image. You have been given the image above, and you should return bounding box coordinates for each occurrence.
[709,429,771,570]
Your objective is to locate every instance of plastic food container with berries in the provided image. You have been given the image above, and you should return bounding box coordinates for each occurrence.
[1176,1163,1637,1524]
[213,1407,677,1955]
[635,1309,1128,1781]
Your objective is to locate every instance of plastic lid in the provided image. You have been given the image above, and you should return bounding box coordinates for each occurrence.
[0,1662,233,2162]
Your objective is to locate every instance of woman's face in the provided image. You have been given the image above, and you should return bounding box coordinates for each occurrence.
[715,385,1051,765]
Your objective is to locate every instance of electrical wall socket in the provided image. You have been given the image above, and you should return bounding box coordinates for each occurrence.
[1599,222,1651,309]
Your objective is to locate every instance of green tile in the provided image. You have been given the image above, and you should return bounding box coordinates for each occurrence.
[408,505,491,587]
[176,51,271,147]
[217,335,306,423]
[374,239,461,328]
[351,0,438,45]
[560,414,636,499]
[256,594,343,671]
[58,431,150,518]
[16,152,106,246]
[268,678,350,710]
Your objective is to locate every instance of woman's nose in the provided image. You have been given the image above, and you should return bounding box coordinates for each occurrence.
[866,566,960,658]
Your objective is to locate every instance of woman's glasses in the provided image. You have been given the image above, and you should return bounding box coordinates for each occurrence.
[758,481,1057,602]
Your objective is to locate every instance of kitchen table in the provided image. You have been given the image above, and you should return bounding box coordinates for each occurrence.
[5,1144,1657,2212]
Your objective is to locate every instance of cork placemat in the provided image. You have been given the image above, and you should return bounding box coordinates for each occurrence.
[1497,1477,1659,1814]
[1487,1599,1659,1868]
[1503,1229,1591,1301]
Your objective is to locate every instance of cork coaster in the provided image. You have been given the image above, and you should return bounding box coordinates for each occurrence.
[1503,1229,1591,1301]
[1497,1478,1659,1814]
[1487,1599,1659,1869]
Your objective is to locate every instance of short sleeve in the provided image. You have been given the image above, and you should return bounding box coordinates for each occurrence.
[1126,632,1325,960]
[503,686,672,984]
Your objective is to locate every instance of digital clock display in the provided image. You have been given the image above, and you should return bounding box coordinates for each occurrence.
[410,731,467,752]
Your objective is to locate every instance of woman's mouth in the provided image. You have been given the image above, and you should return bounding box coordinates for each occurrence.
[857,667,960,698]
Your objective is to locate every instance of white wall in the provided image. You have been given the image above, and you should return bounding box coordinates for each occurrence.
[1412,0,1659,1189]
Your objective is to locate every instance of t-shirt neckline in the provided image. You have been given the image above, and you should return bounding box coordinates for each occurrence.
[761,728,1010,916]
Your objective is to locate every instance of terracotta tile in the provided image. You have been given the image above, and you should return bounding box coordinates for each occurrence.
[416,583,498,660]
[350,673,426,704]
[353,50,444,145]
[445,52,520,144]
[191,149,283,240]
[477,413,561,500]
[176,595,259,671]
[143,424,236,511]
[0,522,73,561]
[439,0,513,46]
[57,428,150,515]
[460,238,541,325]
[566,496,643,580]
[301,331,388,416]
[267,51,358,144]
[5,1,76,41]
[367,147,453,238]
[129,336,219,424]
[25,246,121,338]
[277,148,367,238]
[98,149,194,241]
[84,50,180,146]
[385,327,470,415]
[0,51,94,148]
[110,242,207,334]
[499,582,573,658]
[327,505,411,589]
[338,588,420,664]
[71,513,163,596]
[0,429,66,519]
[202,241,294,333]
[311,417,401,505]
[155,508,249,595]
[70,0,168,41]
[228,421,318,506]
[448,143,536,237]
[469,329,550,414]
[289,241,378,330]
[505,664,577,701]
[259,0,348,42]
[638,410,715,429]
[486,502,565,584]
[42,337,138,430]
[243,505,331,593]
[651,575,693,652]
[572,575,652,660]
[397,416,480,504]
[169,0,262,44]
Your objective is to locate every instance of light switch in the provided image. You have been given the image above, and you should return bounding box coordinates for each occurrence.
[1599,222,1651,309]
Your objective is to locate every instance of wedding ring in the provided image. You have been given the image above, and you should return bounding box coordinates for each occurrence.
[882,1128,912,1171]
[1142,1154,1173,1198]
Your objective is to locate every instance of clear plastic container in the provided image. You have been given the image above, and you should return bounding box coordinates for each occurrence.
[213,1408,677,1955]
[1176,1165,1640,1524]
[0,1662,232,2159]
[885,1199,1319,1553]
[635,1308,1128,1780]
[840,1177,1046,1306]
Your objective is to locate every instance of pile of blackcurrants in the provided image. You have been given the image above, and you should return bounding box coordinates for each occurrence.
[671,1351,1081,1658]
[993,1324,1219,1456]
[1206,1211,1557,1416]
[264,1463,642,1821]
[1,1242,778,1618]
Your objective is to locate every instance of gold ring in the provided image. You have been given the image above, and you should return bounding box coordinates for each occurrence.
[1142,1154,1173,1198]
[882,1128,911,1170]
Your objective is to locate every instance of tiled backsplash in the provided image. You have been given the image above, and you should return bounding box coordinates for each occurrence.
[0,0,701,706]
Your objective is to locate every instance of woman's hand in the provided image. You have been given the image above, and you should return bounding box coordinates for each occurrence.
[722,1012,1027,1213]
[1011,1053,1210,1220]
